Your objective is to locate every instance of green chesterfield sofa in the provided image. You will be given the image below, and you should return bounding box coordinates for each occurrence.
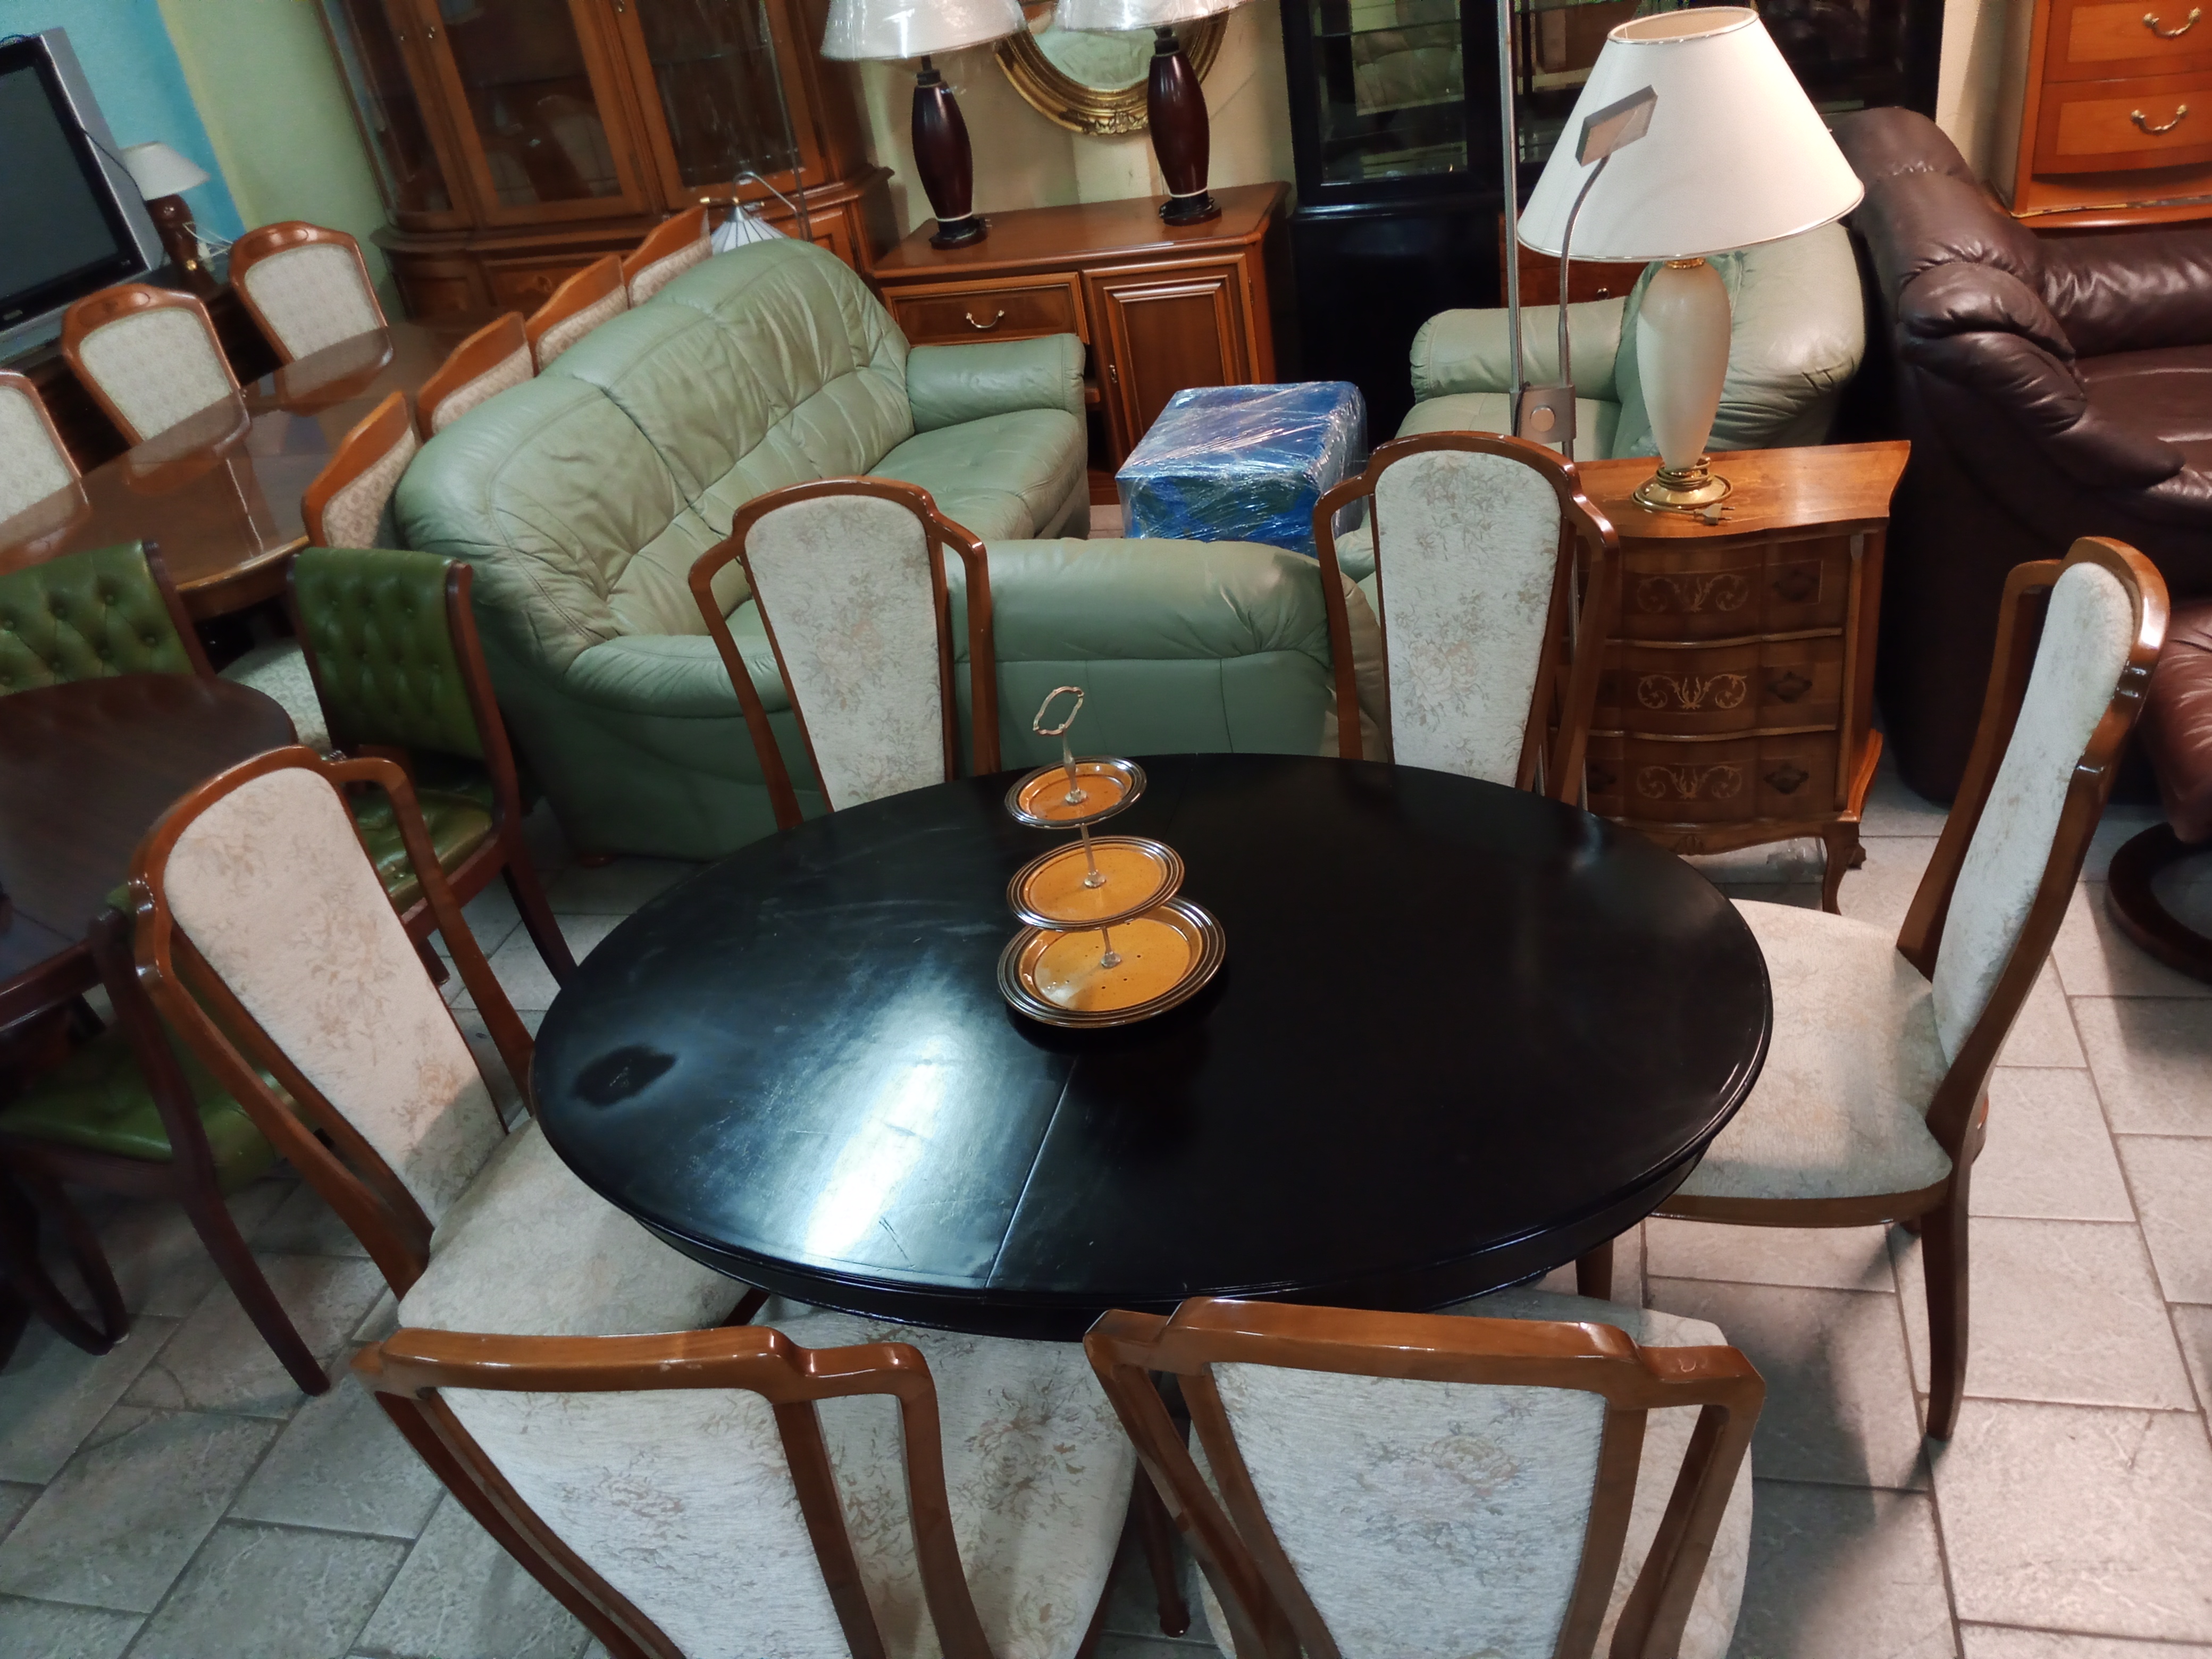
[1401,223,1866,458]
[396,239,1358,859]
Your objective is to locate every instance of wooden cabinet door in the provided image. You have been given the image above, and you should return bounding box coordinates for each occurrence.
[1086,259,1252,458]
[316,0,476,230]
[397,0,658,226]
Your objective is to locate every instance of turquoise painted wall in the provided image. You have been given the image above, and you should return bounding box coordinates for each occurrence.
[0,0,242,240]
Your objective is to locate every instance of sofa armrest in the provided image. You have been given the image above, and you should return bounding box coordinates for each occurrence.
[562,628,786,719]
[1410,298,1626,404]
[906,336,1086,432]
[1704,222,1867,452]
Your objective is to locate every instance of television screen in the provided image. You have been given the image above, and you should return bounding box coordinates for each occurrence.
[0,38,148,331]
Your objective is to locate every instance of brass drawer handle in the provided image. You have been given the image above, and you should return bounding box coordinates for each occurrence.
[2144,7,2201,36]
[965,308,1006,331]
[2133,102,2192,133]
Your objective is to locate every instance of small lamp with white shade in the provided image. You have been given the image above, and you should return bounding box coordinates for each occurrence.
[1515,8,1863,513]
[1054,0,1252,225]
[821,0,1026,248]
[120,140,217,295]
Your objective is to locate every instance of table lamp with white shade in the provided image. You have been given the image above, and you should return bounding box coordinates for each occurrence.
[120,140,216,295]
[1516,8,1863,513]
[1054,0,1251,225]
[821,0,1026,247]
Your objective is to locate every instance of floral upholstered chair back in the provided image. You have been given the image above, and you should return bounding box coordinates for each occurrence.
[526,254,629,370]
[1926,550,2157,1062]
[62,286,240,447]
[304,391,419,550]
[417,313,533,435]
[148,760,506,1228]
[623,204,712,305]
[1315,432,1616,802]
[695,478,1000,831]
[230,222,388,363]
[0,371,78,523]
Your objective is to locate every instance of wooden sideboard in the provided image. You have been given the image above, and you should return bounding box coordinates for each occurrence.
[1573,441,1909,910]
[1994,0,2212,224]
[867,183,1292,492]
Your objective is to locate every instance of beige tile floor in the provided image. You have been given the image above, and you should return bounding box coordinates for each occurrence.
[3,760,2210,1658]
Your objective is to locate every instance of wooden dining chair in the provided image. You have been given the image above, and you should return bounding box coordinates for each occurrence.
[228,221,388,363]
[689,477,1000,832]
[287,546,574,984]
[416,312,532,435]
[1086,1292,1763,1659]
[1653,538,2167,1440]
[0,370,79,524]
[123,745,742,1331]
[62,284,241,446]
[1314,431,1621,803]
[355,1311,1136,1659]
[623,204,711,304]
[0,539,210,691]
[303,389,418,549]
[525,254,627,370]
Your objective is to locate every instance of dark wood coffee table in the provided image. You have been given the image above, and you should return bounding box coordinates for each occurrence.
[0,675,297,1027]
[533,753,1772,1340]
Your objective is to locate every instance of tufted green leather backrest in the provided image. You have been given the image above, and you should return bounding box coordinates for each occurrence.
[0,542,196,696]
[291,546,483,759]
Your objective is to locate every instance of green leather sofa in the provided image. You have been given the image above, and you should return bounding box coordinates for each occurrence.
[397,239,1354,859]
[1401,224,1866,457]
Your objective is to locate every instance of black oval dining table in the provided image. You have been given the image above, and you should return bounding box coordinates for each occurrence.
[533,753,1772,1342]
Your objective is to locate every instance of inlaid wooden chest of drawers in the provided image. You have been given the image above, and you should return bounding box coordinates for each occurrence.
[1572,442,1908,909]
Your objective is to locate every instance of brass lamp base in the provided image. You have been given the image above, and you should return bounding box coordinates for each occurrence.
[1632,455,1733,514]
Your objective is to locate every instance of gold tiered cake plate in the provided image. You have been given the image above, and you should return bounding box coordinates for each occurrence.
[999,898,1225,1027]
[1005,757,1146,828]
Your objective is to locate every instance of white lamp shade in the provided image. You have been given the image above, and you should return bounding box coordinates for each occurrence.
[120,140,211,200]
[1055,0,1247,31]
[820,0,1025,60]
[1517,9,1862,262]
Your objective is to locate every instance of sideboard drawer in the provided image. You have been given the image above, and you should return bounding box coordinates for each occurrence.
[2034,70,2212,171]
[885,278,1087,346]
[2051,0,2212,82]
[1587,731,1845,823]
[1618,533,1857,643]
[1597,635,1844,736]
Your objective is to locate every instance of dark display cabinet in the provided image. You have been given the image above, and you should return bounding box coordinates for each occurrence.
[1279,0,1941,438]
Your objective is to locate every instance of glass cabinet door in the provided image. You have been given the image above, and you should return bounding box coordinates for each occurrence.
[405,0,652,221]
[621,0,801,198]
[1304,0,1473,189]
[317,0,465,226]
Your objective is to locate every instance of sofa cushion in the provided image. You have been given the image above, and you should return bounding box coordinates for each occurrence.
[1395,390,1621,457]
[874,409,1087,542]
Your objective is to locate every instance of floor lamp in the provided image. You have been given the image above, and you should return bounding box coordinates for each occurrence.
[1512,7,1863,510]
[1055,0,1253,225]
[822,0,1025,247]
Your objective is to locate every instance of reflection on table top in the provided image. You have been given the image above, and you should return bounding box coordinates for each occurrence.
[0,311,504,619]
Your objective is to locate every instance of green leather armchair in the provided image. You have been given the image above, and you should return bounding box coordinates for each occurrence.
[1400,224,1867,458]
[0,541,207,692]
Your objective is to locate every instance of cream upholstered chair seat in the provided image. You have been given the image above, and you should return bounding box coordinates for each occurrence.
[1675,900,1953,1204]
[1185,1288,1753,1659]
[416,1297,1134,1659]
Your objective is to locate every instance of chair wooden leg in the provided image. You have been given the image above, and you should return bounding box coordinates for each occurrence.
[1920,1180,1971,1441]
[0,1167,125,1354]
[501,856,578,985]
[414,936,450,988]
[1133,1461,1191,1636]
[2107,824,2212,983]
[1819,820,1865,916]
[179,1185,328,1395]
[728,1286,769,1325]
[1576,1237,1614,1301]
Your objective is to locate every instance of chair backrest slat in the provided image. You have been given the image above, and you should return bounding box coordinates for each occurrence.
[527,254,628,370]
[0,370,78,522]
[229,221,387,363]
[304,390,419,549]
[417,312,533,435]
[624,205,711,305]
[62,285,239,447]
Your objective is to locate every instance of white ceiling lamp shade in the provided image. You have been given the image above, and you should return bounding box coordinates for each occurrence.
[119,140,211,201]
[1054,0,1243,29]
[1518,8,1862,263]
[819,0,1024,61]
[1512,8,1863,513]
[820,0,1026,248]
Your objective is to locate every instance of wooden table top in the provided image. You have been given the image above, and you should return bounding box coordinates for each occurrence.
[533,753,1772,1340]
[1576,441,1911,540]
[0,675,296,1026]
[0,311,501,619]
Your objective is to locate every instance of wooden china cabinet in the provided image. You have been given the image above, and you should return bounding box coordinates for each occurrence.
[315,0,895,316]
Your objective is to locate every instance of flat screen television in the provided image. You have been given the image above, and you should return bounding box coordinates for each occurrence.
[0,29,162,359]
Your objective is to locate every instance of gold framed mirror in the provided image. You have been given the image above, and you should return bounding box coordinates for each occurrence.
[994,4,1227,136]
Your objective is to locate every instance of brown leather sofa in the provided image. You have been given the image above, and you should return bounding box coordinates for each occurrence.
[1834,108,2212,799]
[2110,601,2212,977]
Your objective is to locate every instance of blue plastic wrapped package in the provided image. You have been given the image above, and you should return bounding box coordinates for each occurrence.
[1117,382,1367,556]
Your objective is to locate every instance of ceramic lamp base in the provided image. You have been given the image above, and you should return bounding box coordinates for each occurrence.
[1632,456,1733,514]
[912,58,985,249]
[1147,28,1218,226]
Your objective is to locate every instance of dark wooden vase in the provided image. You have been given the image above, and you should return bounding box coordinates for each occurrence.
[912,58,985,248]
[1147,27,1218,225]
